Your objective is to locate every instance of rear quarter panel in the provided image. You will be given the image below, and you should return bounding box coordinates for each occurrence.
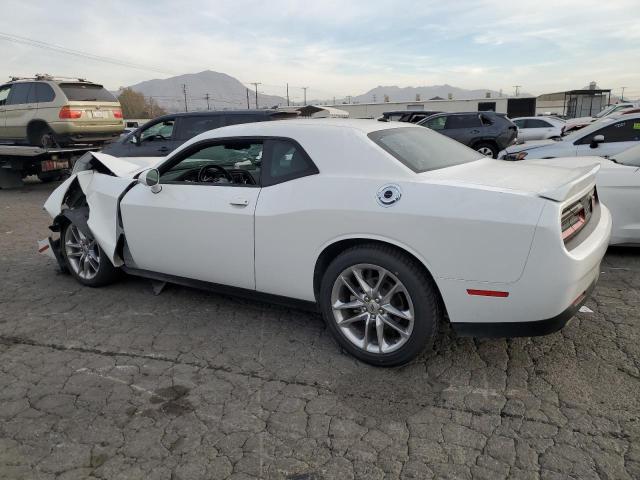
[254,174,545,301]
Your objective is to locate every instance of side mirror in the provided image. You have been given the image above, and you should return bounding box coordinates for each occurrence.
[590,134,605,148]
[138,168,161,193]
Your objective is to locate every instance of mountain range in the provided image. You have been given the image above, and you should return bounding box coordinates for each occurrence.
[124,70,287,112]
[123,70,527,112]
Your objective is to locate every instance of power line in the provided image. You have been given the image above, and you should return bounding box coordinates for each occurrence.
[0,31,172,76]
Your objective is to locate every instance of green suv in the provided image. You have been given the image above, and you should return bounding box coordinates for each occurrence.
[0,75,124,147]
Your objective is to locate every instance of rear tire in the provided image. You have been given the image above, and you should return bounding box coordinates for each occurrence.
[319,244,441,367]
[29,124,58,149]
[61,221,119,287]
[474,142,498,158]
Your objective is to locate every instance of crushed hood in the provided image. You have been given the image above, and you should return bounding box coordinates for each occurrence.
[90,152,163,177]
[420,158,599,202]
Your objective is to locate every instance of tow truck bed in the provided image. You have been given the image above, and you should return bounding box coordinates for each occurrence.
[0,145,99,188]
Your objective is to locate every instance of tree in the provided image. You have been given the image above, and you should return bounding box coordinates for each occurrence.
[117,87,166,119]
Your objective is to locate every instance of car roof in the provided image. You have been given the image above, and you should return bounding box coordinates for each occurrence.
[185,118,416,142]
[148,110,290,122]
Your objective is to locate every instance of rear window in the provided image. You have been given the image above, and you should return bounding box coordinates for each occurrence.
[368,127,483,173]
[59,83,117,102]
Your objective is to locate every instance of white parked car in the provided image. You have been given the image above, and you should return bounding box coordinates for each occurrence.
[530,144,640,246]
[40,119,611,366]
[500,113,640,160]
[565,103,639,131]
[512,116,565,142]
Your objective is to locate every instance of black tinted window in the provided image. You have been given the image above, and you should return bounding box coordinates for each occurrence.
[369,127,482,173]
[59,83,117,101]
[0,86,9,106]
[525,119,552,128]
[224,115,262,126]
[264,139,318,185]
[580,120,640,144]
[444,114,481,129]
[7,83,32,105]
[35,83,55,102]
[177,116,224,140]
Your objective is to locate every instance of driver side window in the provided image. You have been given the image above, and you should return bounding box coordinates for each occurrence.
[135,119,175,143]
[160,140,263,186]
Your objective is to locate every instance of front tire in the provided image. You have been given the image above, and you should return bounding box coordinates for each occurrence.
[319,245,441,367]
[61,221,119,287]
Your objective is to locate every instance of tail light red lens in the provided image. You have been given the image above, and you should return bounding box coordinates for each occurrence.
[561,189,596,244]
[113,109,123,119]
[59,106,82,119]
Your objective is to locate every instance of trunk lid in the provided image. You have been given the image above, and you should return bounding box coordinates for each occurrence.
[64,101,122,125]
[420,158,599,202]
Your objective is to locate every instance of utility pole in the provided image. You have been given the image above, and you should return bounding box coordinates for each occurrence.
[250,82,261,108]
[246,88,250,109]
[286,83,290,106]
[621,87,627,101]
[512,85,521,97]
[301,87,309,106]
[149,96,154,118]
[204,93,211,110]
[347,95,352,104]
[373,94,377,103]
[182,84,188,112]
[333,96,336,105]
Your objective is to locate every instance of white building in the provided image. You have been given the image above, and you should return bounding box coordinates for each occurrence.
[320,96,536,119]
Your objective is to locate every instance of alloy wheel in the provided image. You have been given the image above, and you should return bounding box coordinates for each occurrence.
[330,263,415,354]
[64,224,100,280]
[477,146,494,157]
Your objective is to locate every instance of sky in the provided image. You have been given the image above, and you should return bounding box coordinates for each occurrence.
[1,0,639,101]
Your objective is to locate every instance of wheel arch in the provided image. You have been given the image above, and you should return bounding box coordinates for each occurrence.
[312,236,446,314]
[26,119,51,143]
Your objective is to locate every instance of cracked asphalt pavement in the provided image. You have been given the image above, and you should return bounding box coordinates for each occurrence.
[1,180,639,480]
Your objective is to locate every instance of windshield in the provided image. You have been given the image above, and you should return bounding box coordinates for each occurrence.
[368,126,483,173]
[562,117,620,143]
[594,105,617,118]
[612,144,640,167]
[60,83,117,102]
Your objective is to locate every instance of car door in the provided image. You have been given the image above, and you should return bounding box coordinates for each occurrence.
[575,119,640,157]
[4,82,37,141]
[119,138,263,289]
[524,118,555,141]
[442,114,483,146]
[0,85,10,140]
[597,160,640,244]
[118,116,178,157]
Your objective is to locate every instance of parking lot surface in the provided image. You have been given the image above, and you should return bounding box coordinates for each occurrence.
[1,181,639,480]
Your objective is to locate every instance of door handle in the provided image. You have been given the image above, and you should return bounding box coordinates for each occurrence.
[229,197,249,207]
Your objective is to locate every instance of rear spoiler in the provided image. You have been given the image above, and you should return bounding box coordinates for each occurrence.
[538,164,600,202]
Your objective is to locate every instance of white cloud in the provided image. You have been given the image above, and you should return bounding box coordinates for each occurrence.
[0,0,637,98]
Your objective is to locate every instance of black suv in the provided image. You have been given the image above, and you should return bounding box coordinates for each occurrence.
[417,112,517,158]
[380,110,441,123]
[102,110,297,157]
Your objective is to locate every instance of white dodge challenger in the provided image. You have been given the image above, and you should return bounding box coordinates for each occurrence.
[40,119,612,366]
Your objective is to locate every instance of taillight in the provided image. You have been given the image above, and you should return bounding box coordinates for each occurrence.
[113,108,123,119]
[59,106,82,119]
[561,189,596,244]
